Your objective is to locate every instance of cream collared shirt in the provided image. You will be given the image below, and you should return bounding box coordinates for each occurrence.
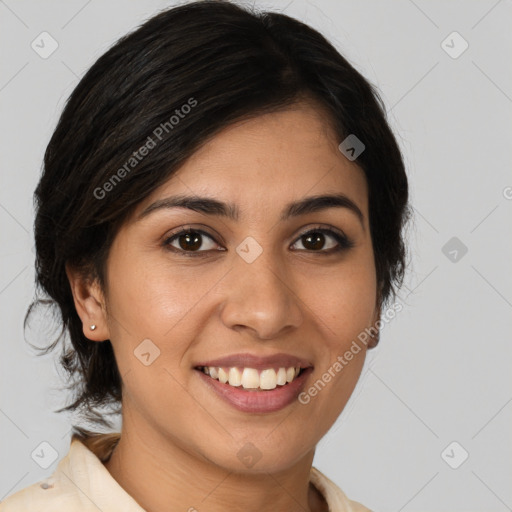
[0,433,371,512]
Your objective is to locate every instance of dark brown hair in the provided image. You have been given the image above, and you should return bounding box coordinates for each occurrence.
[27,0,410,431]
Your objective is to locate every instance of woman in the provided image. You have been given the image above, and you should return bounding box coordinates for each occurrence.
[1,1,409,511]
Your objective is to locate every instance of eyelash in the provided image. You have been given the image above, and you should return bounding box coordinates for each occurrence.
[162,225,355,257]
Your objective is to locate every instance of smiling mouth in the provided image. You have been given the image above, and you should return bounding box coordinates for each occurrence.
[195,365,305,391]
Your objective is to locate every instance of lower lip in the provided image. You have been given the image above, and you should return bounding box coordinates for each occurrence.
[195,367,313,413]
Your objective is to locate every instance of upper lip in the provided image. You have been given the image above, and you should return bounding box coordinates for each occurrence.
[194,352,313,371]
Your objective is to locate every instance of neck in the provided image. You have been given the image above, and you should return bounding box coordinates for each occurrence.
[103,417,327,512]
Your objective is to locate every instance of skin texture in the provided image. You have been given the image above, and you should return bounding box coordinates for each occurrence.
[67,101,379,512]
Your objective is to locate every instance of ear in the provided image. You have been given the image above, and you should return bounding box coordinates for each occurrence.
[65,263,110,342]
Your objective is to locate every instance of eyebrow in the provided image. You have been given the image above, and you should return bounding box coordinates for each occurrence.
[138,193,364,228]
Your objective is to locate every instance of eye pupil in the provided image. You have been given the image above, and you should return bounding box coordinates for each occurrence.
[179,232,202,251]
[303,232,325,251]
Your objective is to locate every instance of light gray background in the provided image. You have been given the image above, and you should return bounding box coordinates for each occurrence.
[1,0,511,510]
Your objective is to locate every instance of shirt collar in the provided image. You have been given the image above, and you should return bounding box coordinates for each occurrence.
[37,432,369,512]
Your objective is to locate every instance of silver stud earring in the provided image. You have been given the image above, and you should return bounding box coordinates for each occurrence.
[90,325,97,331]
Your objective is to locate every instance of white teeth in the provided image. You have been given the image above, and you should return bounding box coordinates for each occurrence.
[228,367,242,387]
[201,365,303,390]
[259,369,277,389]
[218,367,228,384]
[276,367,287,385]
[241,368,260,389]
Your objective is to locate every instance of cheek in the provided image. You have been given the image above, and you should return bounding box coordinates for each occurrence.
[106,252,196,330]
[296,252,376,405]
[104,251,227,367]
[297,270,373,425]
[303,256,377,341]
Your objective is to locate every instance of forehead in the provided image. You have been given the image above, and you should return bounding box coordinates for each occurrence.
[136,102,368,221]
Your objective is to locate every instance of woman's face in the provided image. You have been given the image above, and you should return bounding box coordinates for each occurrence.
[100,101,378,473]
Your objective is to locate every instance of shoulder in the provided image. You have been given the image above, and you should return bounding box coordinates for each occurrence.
[0,475,82,512]
[310,466,373,512]
[1,432,124,512]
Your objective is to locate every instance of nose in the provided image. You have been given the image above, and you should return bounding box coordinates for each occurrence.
[219,248,303,340]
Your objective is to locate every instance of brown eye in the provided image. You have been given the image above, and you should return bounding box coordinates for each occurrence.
[291,227,354,253]
[301,232,328,251]
[177,232,202,251]
[164,229,220,255]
